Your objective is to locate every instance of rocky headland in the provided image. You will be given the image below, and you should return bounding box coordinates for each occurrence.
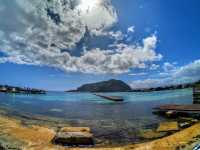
[68,79,132,92]
[67,79,200,93]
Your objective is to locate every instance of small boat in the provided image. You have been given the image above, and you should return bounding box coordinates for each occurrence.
[94,94,124,102]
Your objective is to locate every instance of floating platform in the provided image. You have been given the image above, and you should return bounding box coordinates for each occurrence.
[94,94,124,102]
[153,104,200,114]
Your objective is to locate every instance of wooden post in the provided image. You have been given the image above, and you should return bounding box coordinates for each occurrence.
[193,84,200,104]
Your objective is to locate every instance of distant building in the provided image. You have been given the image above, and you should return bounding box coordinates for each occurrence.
[0,86,7,92]
[0,85,45,94]
[11,88,17,93]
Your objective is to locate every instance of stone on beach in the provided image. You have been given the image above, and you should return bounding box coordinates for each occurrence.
[179,117,199,123]
[53,127,94,146]
[165,110,177,118]
[60,127,91,133]
[179,122,192,128]
[157,121,179,132]
[179,117,199,128]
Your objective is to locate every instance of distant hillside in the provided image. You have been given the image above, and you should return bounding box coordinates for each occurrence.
[71,79,132,92]
[194,81,200,88]
[132,81,200,92]
[68,80,200,93]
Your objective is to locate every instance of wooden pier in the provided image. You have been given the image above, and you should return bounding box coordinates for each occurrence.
[153,83,200,117]
[193,84,200,104]
[94,94,124,102]
[153,104,200,114]
[154,104,200,111]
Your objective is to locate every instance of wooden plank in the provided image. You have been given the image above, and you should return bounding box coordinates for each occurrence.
[153,104,200,112]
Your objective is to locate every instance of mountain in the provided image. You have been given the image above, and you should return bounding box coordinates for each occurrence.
[67,80,200,93]
[72,79,132,92]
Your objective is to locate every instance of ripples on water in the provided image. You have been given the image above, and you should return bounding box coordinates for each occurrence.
[0,88,193,145]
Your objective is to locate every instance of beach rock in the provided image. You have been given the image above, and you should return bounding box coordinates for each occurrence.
[157,121,179,132]
[53,132,94,146]
[179,122,192,128]
[60,127,90,133]
[0,136,24,150]
[53,127,94,146]
[179,118,199,129]
[179,117,199,123]
[165,110,177,118]
[0,115,58,149]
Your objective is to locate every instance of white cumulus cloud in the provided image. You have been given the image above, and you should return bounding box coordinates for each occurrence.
[0,31,162,74]
[163,62,176,72]
[127,26,135,33]
[131,59,200,89]
[0,1,162,75]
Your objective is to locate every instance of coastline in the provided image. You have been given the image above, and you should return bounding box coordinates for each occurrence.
[0,107,199,150]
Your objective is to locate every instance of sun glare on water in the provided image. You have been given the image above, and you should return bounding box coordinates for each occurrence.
[76,0,100,13]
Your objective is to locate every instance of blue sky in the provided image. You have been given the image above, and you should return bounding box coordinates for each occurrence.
[0,0,200,91]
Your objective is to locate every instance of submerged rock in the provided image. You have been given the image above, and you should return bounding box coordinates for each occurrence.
[157,121,179,132]
[139,129,168,139]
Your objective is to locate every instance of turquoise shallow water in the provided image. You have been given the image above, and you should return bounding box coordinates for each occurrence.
[0,88,193,144]
[9,88,192,103]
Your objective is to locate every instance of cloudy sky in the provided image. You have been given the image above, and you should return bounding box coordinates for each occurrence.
[0,0,200,91]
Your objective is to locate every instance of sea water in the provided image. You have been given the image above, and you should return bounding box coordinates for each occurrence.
[0,88,193,145]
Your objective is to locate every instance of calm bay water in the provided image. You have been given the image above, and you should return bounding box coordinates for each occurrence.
[0,88,193,145]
